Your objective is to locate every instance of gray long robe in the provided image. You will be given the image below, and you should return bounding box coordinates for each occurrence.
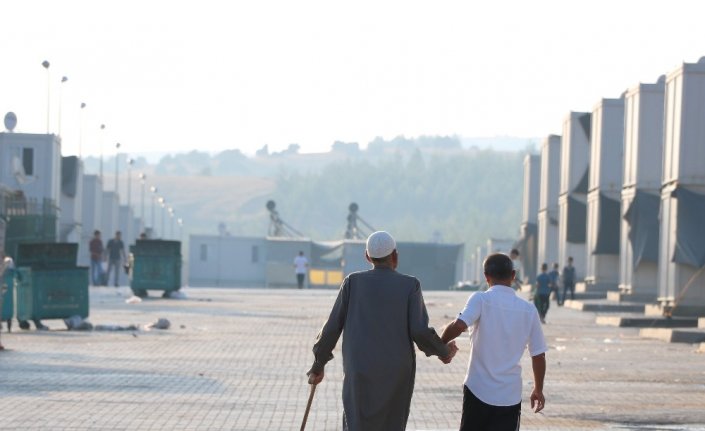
[309,267,449,431]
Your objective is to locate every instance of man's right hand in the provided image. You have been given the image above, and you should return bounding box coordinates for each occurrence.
[530,388,545,412]
[307,371,324,385]
[439,340,459,364]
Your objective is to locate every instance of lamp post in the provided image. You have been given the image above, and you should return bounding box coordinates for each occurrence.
[58,76,68,136]
[126,158,134,209]
[114,143,121,195]
[169,207,175,239]
[42,60,50,134]
[79,103,86,158]
[139,173,146,222]
[150,186,158,232]
[99,124,106,182]
[177,218,183,242]
[159,197,166,239]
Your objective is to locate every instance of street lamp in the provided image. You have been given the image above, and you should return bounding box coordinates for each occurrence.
[99,124,106,182]
[139,173,146,222]
[58,76,68,136]
[126,158,134,209]
[114,142,121,195]
[150,186,158,232]
[169,207,175,239]
[42,60,50,133]
[159,197,166,238]
[177,218,183,242]
[79,103,86,158]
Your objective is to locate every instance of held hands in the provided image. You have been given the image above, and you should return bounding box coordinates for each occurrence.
[439,340,459,364]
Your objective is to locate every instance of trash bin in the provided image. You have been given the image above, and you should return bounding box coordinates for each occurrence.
[130,240,182,297]
[14,243,89,322]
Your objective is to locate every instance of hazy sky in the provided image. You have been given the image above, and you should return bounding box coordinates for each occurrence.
[1,0,705,158]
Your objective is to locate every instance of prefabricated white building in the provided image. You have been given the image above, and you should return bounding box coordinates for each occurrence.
[585,98,624,290]
[189,235,268,287]
[101,191,119,240]
[59,156,84,244]
[619,78,665,298]
[658,59,705,314]
[558,112,591,281]
[518,154,540,282]
[537,135,561,271]
[79,175,103,266]
[0,132,61,209]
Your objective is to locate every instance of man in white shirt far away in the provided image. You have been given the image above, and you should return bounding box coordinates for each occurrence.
[293,251,309,289]
[440,252,547,431]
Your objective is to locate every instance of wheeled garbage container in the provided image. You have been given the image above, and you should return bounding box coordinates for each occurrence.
[14,243,89,324]
[129,240,182,298]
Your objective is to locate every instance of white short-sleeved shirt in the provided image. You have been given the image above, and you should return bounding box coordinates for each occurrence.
[458,284,547,406]
[294,256,308,274]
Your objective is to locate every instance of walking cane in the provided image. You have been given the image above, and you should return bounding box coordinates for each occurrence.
[300,383,317,431]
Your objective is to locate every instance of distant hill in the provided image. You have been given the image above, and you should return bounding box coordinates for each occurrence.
[89,136,535,256]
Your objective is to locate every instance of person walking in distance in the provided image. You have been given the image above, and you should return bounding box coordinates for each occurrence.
[440,253,547,431]
[293,251,308,289]
[509,248,523,290]
[561,256,576,304]
[105,231,126,288]
[533,263,551,324]
[306,231,458,431]
[89,230,105,286]
[549,262,561,305]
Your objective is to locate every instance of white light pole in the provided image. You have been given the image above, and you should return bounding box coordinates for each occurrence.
[169,207,175,239]
[139,173,146,221]
[58,76,68,136]
[42,60,50,134]
[150,186,158,232]
[99,124,106,182]
[79,103,86,158]
[126,158,134,209]
[114,142,121,194]
[159,197,166,238]
[177,218,183,242]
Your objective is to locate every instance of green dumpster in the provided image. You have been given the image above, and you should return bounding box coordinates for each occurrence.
[15,243,89,322]
[130,240,182,298]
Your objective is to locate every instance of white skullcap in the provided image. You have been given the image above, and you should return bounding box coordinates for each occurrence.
[366,231,396,259]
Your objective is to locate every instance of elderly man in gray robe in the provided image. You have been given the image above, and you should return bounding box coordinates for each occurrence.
[307,231,458,431]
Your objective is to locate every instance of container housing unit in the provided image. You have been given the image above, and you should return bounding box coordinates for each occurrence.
[537,135,561,272]
[517,154,540,283]
[558,112,591,281]
[585,97,624,290]
[619,78,665,299]
[657,59,705,315]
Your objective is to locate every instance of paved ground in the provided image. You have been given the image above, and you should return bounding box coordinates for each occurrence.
[1,286,705,431]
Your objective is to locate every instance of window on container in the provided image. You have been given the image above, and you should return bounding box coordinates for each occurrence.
[200,244,208,261]
[251,245,259,263]
[22,148,34,175]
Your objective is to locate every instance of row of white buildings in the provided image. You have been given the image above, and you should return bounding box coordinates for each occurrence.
[518,57,705,316]
[0,120,162,284]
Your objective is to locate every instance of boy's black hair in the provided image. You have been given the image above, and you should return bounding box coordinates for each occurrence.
[483,253,514,280]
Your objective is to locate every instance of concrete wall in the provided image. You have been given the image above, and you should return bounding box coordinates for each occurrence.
[79,175,102,267]
[619,78,665,297]
[537,135,561,271]
[585,98,624,289]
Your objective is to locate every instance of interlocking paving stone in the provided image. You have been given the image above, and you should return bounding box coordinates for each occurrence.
[1,286,704,430]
